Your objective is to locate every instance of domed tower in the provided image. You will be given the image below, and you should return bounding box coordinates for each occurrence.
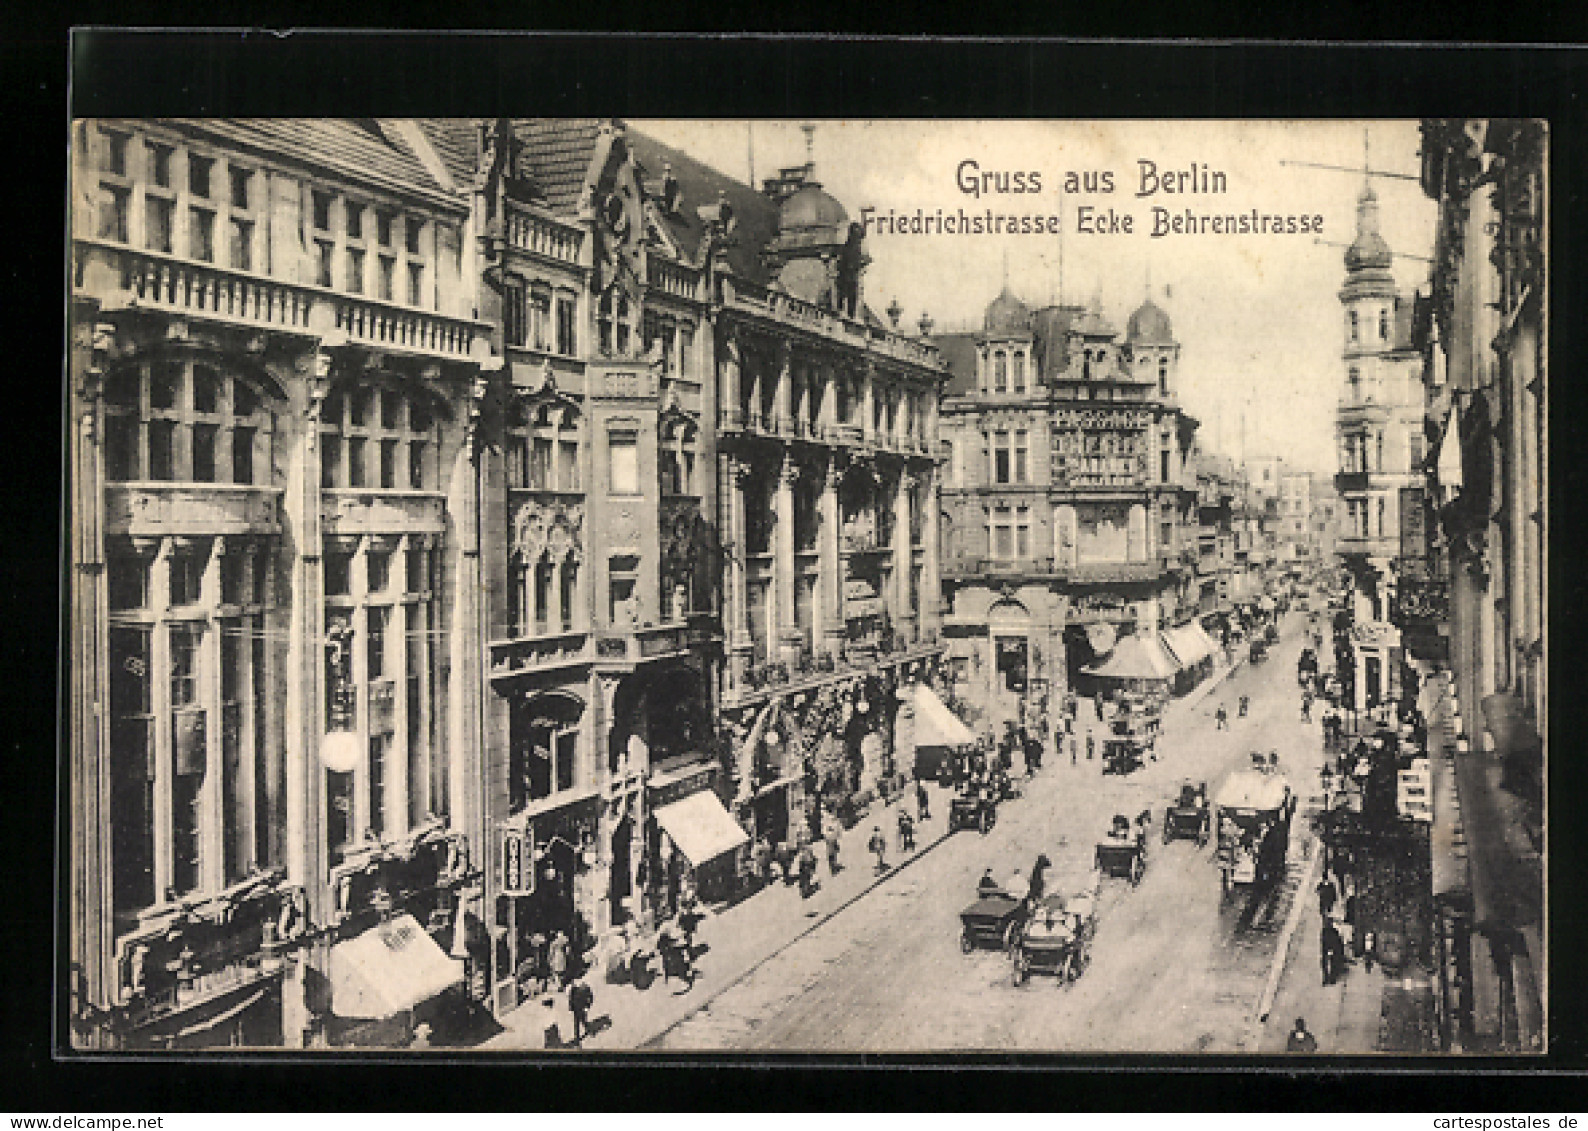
[1125,288,1179,399]
[978,285,1034,395]
[1340,182,1398,365]
[761,137,867,317]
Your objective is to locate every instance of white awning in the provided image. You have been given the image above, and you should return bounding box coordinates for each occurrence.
[329,914,464,1020]
[1084,632,1177,681]
[1161,624,1214,669]
[1214,770,1292,813]
[654,790,750,867]
[913,683,977,749]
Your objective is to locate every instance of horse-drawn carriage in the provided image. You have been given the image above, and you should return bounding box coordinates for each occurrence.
[1095,813,1149,885]
[1162,780,1211,846]
[958,888,1027,953]
[1010,871,1101,987]
[1102,734,1148,776]
[1214,769,1293,900]
[949,783,998,834]
[1249,637,1268,664]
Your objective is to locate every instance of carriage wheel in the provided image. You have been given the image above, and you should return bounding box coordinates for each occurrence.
[1196,825,1209,849]
[979,810,991,835]
[1012,953,1029,986]
[1057,954,1073,986]
[960,930,974,954]
[1003,923,1021,952]
[1130,855,1144,886]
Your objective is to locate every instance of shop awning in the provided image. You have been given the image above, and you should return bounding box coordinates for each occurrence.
[1161,623,1215,669]
[914,683,977,749]
[654,790,750,867]
[1214,769,1292,813]
[329,914,464,1020]
[1083,632,1176,682]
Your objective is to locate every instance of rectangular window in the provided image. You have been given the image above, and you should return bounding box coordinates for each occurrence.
[406,547,427,594]
[555,729,576,793]
[98,186,129,242]
[368,733,388,839]
[404,218,421,255]
[102,131,128,176]
[189,155,212,198]
[608,431,639,495]
[367,606,387,680]
[109,625,154,912]
[145,196,173,253]
[504,279,527,348]
[409,441,426,490]
[349,387,372,427]
[149,144,172,188]
[169,623,201,707]
[232,426,255,485]
[321,433,342,489]
[367,548,391,594]
[994,439,1011,485]
[192,366,219,414]
[346,247,364,294]
[345,202,363,240]
[380,438,399,488]
[192,423,217,482]
[326,770,353,864]
[530,437,552,490]
[1016,508,1031,559]
[378,255,395,301]
[377,211,393,247]
[221,550,245,605]
[108,555,148,611]
[229,166,251,210]
[994,521,1013,560]
[147,419,176,480]
[348,437,366,488]
[312,191,332,231]
[558,438,579,491]
[169,547,205,607]
[609,555,639,623]
[105,414,138,480]
[324,549,352,597]
[556,296,576,356]
[227,217,253,272]
[407,262,424,307]
[316,240,334,287]
[252,549,271,606]
[1015,431,1028,483]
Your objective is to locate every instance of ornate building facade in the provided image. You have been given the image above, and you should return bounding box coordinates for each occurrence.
[69,119,493,1047]
[1333,181,1426,711]
[1410,118,1544,1052]
[933,288,1201,724]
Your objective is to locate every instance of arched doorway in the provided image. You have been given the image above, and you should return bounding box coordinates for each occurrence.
[987,598,1031,728]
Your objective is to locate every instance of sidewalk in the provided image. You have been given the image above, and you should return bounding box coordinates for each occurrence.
[479,779,962,1051]
[1253,849,1439,1054]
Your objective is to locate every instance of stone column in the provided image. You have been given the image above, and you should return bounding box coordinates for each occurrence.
[894,471,916,644]
[820,458,846,658]
[775,454,802,666]
[862,362,876,445]
[69,315,115,1020]
[774,341,793,436]
[922,467,942,639]
[720,330,741,428]
[725,456,752,684]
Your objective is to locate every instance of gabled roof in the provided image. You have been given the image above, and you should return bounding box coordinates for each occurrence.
[931,332,980,397]
[626,127,780,286]
[177,119,461,209]
[412,118,604,217]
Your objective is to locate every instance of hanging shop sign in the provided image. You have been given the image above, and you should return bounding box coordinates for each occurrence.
[500,828,533,896]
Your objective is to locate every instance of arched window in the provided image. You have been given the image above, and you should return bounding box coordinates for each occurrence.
[319,383,442,491]
[1158,357,1169,394]
[993,351,1008,394]
[102,357,276,485]
[1012,351,1026,393]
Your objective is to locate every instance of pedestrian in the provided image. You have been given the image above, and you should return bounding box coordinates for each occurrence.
[1238,694,1249,718]
[568,976,595,1043]
[897,808,916,852]
[916,779,931,822]
[1069,733,1078,766]
[797,843,817,899]
[1286,1017,1318,1053]
[1320,918,1345,985]
[409,1021,433,1050]
[824,823,842,876]
[752,836,772,888]
[868,826,888,873]
[1085,730,1095,761]
[1301,694,1313,722]
[548,928,570,991]
[1316,874,1338,918]
[1215,704,1229,730]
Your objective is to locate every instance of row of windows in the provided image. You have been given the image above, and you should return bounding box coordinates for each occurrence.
[103,361,272,485]
[1347,308,1393,344]
[502,278,579,356]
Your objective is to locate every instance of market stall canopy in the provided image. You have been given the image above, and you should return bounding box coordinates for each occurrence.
[329,914,464,1020]
[653,790,750,867]
[1214,770,1291,813]
[914,683,977,748]
[1083,632,1176,681]
[1161,623,1216,669]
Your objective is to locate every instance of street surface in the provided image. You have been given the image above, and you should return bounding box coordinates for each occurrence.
[652,615,1328,1052]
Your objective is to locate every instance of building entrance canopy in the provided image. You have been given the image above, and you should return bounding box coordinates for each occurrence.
[654,790,750,868]
[1083,632,1176,681]
[913,683,977,748]
[329,914,464,1020]
[1161,623,1218,669]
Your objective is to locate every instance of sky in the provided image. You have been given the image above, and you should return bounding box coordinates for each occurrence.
[633,120,1436,477]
